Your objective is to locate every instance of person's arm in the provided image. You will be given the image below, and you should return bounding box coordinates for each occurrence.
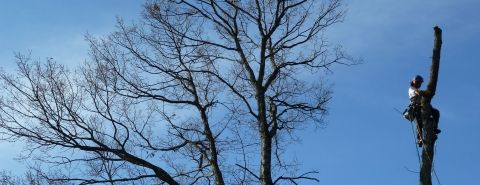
[416,90,432,97]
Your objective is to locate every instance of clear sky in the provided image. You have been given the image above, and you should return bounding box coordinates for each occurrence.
[1,0,479,184]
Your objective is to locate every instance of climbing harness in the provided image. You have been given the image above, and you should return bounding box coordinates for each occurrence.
[403,103,416,122]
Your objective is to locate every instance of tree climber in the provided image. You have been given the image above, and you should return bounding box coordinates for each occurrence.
[405,75,441,147]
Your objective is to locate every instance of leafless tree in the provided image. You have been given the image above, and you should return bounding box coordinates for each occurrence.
[419,26,442,185]
[0,0,352,184]
[0,170,72,185]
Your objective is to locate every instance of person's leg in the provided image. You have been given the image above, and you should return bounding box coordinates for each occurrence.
[416,118,423,147]
[432,108,441,134]
[415,108,424,147]
[431,108,439,122]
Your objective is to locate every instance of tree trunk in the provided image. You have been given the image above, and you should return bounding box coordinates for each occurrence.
[199,109,225,185]
[257,91,274,185]
[420,26,442,185]
[260,134,273,185]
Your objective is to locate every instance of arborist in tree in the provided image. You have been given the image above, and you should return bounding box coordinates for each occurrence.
[405,75,441,147]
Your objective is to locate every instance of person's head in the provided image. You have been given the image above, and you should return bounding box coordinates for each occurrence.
[411,75,423,88]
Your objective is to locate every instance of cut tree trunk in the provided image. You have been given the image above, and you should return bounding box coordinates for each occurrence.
[419,26,442,185]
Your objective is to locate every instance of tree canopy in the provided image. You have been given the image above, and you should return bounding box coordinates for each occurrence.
[0,0,352,184]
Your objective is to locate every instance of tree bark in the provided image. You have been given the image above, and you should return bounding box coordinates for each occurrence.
[258,92,274,185]
[420,26,442,185]
[199,108,225,185]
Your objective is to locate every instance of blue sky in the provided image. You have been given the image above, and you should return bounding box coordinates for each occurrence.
[1,0,479,184]
[0,0,144,174]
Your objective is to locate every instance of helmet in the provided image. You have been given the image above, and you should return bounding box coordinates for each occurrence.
[413,75,423,82]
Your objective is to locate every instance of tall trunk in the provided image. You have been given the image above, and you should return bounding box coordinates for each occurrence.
[199,109,225,185]
[419,105,435,185]
[257,92,274,185]
[260,133,273,185]
[420,26,442,185]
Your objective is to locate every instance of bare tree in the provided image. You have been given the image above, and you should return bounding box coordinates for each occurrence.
[0,169,72,185]
[419,26,442,185]
[0,171,25,185]
[0,0,352,184]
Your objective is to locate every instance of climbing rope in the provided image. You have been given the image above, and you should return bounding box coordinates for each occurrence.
[414,122,442,185]
[395,107,443,185]
[432,141,442,185]
[409,117,421,165]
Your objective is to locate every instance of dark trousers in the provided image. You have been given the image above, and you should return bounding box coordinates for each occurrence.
[416,106,440,141]
[414,107,423,141]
